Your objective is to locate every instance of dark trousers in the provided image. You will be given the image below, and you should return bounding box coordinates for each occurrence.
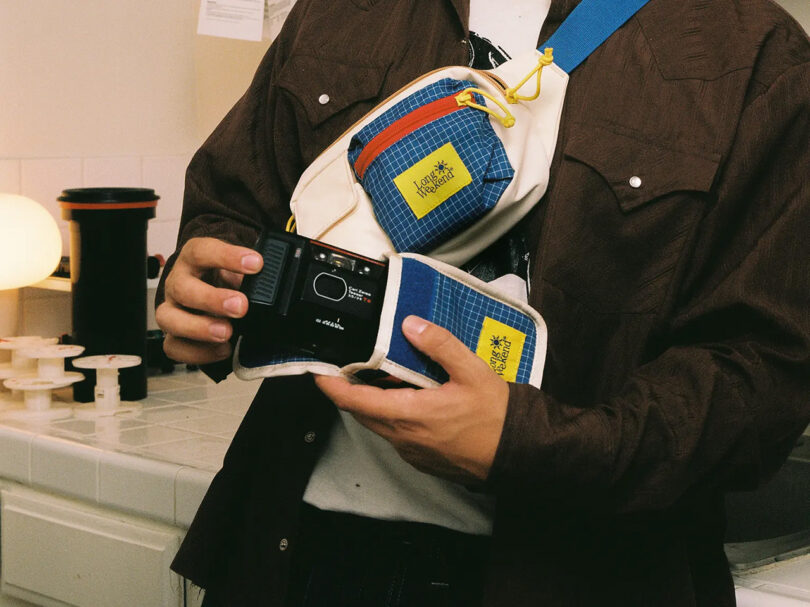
[202,504,491,606]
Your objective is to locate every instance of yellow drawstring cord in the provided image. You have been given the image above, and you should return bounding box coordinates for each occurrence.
[455,89,516,128]
[285,214,296,233]
[504,48,554,105]
[455,48,554,128]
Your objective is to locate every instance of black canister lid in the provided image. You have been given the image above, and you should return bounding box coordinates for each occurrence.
[58,187,159,204]
[59,187,158,219]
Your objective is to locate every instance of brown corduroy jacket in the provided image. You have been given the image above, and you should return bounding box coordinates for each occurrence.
[159,0,810,604]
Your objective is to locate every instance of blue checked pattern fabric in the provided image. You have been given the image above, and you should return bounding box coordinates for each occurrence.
[238,336,318,368]
[388,257,537,384]
[348,79,514,253]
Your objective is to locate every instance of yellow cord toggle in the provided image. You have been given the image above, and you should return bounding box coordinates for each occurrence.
[456,48,554,128]
[285,214,296,233]
[456,89,516,128]
[504,48,554,105]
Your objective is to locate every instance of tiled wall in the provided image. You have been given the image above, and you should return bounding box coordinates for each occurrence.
[0,155,188,260]
[0,154,189,338]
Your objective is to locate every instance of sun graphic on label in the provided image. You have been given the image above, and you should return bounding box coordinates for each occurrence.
[476,318,527,383]
[433,160,448,174]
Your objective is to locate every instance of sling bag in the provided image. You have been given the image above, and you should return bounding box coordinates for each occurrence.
[289,0,651,266]
[236,0,651,387]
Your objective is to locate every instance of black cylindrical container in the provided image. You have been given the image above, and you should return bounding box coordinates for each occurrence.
[59,188,158,402]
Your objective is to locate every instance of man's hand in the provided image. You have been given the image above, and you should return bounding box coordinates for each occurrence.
[156,237,263,365]
[314,315,509,484]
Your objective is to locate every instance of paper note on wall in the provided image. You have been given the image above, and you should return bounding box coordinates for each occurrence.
[197,0,297,42]
[197,0,265,41]
[264,0,297,41]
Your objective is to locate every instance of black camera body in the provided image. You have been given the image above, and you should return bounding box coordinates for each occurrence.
[238,231,388,366]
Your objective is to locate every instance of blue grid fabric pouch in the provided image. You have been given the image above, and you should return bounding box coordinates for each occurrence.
[234,252,546,390]
[374,254,546,387]
[235,339,323,375]
[347,79,514,254]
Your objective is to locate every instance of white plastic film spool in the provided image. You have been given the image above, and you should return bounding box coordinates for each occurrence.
[19,344,85,381]
[0,336,59,381]
[71,354,143,418]
[0,336,61,411]
[1,376,74,421]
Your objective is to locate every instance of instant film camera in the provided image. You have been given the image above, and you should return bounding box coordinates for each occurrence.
[238,231,388,366]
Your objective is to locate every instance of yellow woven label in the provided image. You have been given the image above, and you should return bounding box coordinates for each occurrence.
[475,317,526,383]
[393,142,472,219]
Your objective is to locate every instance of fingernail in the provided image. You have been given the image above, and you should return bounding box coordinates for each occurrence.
[241,254,261,272]
[403,315,428,335]
[210,322,228,340]
[223,296,244,315]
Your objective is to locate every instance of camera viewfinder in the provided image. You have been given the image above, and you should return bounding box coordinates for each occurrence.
[327,252,356,271]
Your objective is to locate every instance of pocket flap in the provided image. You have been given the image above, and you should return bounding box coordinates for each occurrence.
[278,54,388,127]
[565,125,720,212]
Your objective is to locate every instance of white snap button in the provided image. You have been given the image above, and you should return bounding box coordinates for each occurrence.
[279,538,289,551]
[629,176,642,189]
[318,94,330,105]
[304,431,316,444]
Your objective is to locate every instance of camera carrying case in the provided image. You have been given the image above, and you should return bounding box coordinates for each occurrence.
[289,0,650,267]
[234,252,547,389]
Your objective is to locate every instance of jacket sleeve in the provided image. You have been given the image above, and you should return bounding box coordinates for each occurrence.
[488,56,810,513]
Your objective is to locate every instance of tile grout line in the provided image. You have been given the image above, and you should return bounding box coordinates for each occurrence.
[95,447,100,504]
[26,430,32,485]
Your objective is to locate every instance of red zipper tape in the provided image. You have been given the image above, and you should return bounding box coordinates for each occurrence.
[353,92,467,179]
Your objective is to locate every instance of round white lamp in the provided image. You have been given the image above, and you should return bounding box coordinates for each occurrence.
[0,193,63,337]
[0,194,62,290]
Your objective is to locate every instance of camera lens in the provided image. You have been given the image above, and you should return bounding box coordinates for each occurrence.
[313,272,348,301]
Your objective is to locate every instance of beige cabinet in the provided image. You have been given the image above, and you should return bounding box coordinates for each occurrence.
[0,484,197,607]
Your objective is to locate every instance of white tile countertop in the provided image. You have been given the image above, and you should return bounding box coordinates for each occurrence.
[1,369,808,606]
[0,369,260,529]
[735,554,810,605]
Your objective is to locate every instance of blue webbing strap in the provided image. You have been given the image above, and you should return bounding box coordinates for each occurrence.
[540,0,651,73]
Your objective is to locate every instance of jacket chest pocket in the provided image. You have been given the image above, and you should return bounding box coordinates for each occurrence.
[277,54,389,164]
[540,124,720,314]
